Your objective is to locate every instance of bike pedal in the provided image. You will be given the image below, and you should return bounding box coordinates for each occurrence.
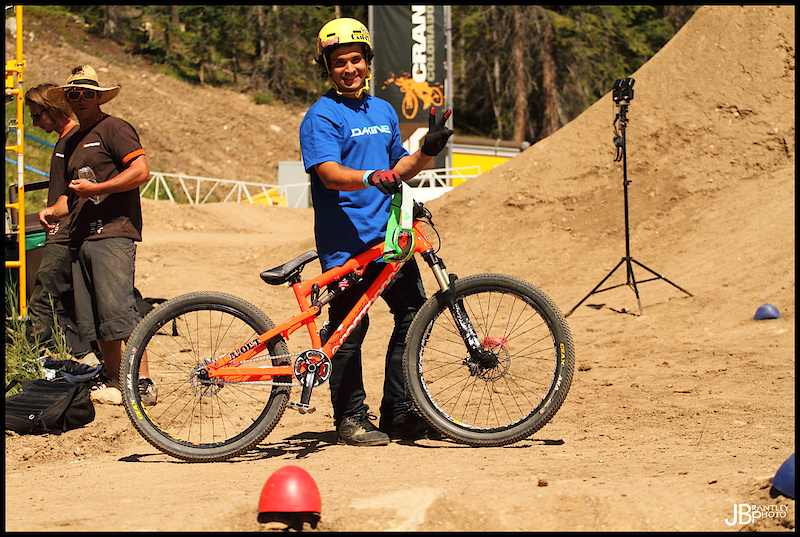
[287,401,316,414]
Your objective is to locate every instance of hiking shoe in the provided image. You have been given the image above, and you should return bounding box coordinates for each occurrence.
[380,409,442,441]
[337,413,390,446]
[138,378,158,406]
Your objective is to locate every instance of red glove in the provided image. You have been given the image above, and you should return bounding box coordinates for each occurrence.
[363,170,402,195]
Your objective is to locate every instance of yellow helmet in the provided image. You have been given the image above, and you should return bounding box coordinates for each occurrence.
[316,18,373,97]
[316,18,372,59]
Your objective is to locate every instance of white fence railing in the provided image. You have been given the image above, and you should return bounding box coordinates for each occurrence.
[412,165,481,187]
[407,165,480,202]
[141,172,290,206]
[141,166,480,207]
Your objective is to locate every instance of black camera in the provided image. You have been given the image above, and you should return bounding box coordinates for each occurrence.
[612,78,635,104]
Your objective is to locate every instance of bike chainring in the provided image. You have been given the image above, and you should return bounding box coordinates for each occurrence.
[293,350,332,388]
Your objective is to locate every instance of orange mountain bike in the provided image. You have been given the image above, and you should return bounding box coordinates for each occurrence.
[121,200,575,462]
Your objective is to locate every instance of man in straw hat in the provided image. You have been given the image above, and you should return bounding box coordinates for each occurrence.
[40,65,156,404]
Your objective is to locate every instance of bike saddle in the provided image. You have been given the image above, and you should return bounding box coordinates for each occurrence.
[260,250,319,285]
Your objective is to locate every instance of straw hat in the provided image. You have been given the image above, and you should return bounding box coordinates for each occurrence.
[47,65,120,108]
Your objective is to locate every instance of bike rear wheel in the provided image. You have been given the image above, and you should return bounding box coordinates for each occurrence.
[121,291,291,461]
[404,273,574,446]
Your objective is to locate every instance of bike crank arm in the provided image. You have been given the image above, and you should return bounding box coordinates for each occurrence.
[289,350,333,414]
[295,362,319,414]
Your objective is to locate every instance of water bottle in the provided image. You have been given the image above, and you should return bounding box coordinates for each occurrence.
[77,166,107,205]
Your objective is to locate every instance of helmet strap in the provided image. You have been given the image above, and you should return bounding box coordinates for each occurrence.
[323,46,371,99]
[330,72,371,99]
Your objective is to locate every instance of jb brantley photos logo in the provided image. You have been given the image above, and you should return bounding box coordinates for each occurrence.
[725,503,789,526]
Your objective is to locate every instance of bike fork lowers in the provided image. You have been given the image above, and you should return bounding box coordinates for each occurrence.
[422,251,485,363]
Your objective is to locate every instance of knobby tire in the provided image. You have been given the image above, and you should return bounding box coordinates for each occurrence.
[121,291,291,462]
[403,273,575,446]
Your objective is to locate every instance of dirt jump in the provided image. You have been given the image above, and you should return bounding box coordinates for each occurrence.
[4,5,794,531]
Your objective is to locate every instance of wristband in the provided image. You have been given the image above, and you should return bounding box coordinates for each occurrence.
[362,170,377,187]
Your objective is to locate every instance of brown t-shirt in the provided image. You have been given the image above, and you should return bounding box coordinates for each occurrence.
[63,114,145,243]
[45,120,79,244]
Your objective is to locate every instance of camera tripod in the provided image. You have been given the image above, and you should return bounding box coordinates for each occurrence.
[566,78,691,317]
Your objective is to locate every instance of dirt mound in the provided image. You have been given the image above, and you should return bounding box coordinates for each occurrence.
[9,18,304,184]
[4,5,795,532]
[430,4,795,308]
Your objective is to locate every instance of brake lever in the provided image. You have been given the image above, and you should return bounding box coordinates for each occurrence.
[413,201,433,225]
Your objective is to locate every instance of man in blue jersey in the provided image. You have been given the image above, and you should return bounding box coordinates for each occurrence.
[300,17,452,446]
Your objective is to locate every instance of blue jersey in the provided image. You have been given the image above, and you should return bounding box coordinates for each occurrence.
[300,90,409,270]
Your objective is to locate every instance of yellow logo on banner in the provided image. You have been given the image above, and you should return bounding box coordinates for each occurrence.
[383,74,444,120]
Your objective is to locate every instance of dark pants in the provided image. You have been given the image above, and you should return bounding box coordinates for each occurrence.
[28,242,74,343]
[71,237,141,342]
[324,258,427,425]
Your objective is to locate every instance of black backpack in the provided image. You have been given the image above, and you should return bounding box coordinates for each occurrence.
[5,379,95,435]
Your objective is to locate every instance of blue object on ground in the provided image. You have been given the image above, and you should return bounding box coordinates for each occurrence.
[771,452,795,499]
[754,303,781,320]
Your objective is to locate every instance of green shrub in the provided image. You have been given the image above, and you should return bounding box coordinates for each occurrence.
[4,283,44,395]
[253,91,275,106]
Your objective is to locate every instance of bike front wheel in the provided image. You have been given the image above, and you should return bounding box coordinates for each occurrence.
[121,291,291,462]
[404,273,574,446]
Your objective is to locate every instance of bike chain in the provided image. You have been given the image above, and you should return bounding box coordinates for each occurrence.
[211,350,311,388]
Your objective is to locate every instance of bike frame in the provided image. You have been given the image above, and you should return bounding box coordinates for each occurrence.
[122,198,574,457]
[204,217,448,385]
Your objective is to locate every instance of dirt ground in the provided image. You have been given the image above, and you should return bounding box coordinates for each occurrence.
[5,5,795,532]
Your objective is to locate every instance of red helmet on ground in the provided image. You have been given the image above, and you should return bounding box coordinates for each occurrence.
[258,465,322,517]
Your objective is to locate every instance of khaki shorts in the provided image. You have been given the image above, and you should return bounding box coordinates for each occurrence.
[71,237,142,342]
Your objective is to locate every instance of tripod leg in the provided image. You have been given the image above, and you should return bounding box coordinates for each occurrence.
[625,257,644,314]
[566,258,625,317]
[630,258,693,297]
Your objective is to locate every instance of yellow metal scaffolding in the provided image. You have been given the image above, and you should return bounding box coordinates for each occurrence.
[5,5,28,315]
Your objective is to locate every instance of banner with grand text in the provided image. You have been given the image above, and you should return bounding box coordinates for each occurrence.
[371,5,448,168]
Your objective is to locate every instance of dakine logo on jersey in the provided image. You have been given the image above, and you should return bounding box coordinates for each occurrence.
[84,142,101,148]
[350,124,391,137]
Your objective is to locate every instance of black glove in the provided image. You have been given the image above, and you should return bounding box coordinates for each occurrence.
[365,169,402,195]
[421,107,453,157]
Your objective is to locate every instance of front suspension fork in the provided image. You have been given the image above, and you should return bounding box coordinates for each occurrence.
[422,251,484,361]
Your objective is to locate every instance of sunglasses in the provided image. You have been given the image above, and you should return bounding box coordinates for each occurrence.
[30,109,48,122]
[66,89,97,102]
